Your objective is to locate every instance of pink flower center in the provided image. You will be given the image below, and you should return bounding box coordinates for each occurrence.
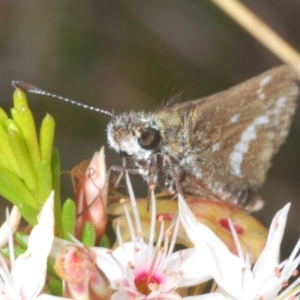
[134,272,161,295]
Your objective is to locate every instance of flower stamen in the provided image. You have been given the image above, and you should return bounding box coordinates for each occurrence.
[274,266,281,278]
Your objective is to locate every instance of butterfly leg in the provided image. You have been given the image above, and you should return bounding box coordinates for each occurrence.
[163,155,184,196]
[105,164,141,190]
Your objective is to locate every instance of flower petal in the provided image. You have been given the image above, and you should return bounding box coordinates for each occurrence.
[179,195,255,299]
[252,203,290,283]
[171,248,211,287]
[111,290,129,300]
[93,247,124,282]
[183,294,226,300]
[11,191,55,299]
[0,206,21,248]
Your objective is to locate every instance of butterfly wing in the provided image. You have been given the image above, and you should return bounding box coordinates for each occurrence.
[156,65,299,202]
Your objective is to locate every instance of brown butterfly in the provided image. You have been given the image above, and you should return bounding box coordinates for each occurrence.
[106,65,299,211]
[13,65,299,211]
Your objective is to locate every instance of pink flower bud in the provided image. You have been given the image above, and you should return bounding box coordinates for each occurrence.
[55,244,111,300]
[74,147,107,244]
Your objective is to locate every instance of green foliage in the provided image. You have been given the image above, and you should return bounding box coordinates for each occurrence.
[0,88,60,227]
[61,198,76,241]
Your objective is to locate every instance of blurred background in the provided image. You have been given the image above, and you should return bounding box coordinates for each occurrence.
[0,0,299,257]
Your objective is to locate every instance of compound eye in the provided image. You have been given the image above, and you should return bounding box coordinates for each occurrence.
[138,127,160,150]
[120,151,132,159]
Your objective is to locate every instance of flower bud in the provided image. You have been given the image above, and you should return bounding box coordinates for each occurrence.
[74,147,107,244]
[55,244,111,300]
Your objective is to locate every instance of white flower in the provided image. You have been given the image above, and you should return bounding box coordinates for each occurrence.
[93,173,212,299]
[0,191,55,300]
[178,194,300,300]
[0,206,21,248]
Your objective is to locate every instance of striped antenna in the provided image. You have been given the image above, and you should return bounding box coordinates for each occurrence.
[12,81,114,118]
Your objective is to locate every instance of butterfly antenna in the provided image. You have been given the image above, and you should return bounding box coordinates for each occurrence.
[12,81,114,118]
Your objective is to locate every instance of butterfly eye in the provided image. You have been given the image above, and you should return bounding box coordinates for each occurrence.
[138,127,160,150]
[120,151,132,159]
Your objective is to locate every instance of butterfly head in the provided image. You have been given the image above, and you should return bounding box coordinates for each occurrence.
[107,112,161,160]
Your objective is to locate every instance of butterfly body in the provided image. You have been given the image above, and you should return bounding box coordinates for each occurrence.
[107,66,299,211]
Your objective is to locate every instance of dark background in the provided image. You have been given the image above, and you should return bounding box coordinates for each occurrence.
[0,0,299,257]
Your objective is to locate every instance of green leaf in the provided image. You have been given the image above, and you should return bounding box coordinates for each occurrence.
[51,148,61,236]
[17,203,39,226]
[7,129,38,194]
[0,165,38,225]
[15,232,28,249]
[61,198,76,241]
[0,165,37,207]
[0,107,9,125]
[37,160,53,206]
[40,113,55,163]
[1,246,26,258]
[11,106,40,171]
[81,222,96,246]
[0,144,13,171]
[99,234,111,248]
[0,122,21,175]
[47,257,60,278]
[13,88,28,109]
[48,278,62,296]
